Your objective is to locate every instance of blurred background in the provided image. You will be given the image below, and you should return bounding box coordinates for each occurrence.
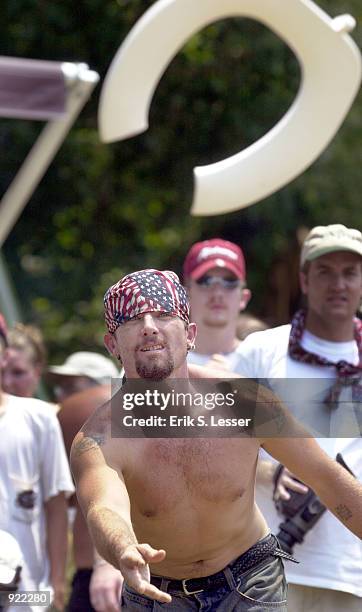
[1,0,361,361]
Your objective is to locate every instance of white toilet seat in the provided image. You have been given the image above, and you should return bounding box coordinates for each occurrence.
[99,0,361,215]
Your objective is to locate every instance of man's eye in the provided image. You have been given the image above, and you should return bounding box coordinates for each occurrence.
[127,315,142,323]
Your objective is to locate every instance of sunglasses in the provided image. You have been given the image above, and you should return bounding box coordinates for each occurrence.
[195,275,241,289]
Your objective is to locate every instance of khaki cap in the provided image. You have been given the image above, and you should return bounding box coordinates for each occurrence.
[48,351,119,382]
[300,224,362,268]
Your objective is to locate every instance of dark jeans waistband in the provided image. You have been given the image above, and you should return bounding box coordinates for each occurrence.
[151,533,288,596]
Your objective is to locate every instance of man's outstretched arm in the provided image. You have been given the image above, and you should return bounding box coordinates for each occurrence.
[262,435,362,539]
[70,430,171,603]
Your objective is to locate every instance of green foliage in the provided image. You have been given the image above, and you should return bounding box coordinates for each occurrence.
[1,0,361,358]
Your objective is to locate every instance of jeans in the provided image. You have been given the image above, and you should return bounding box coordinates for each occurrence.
[121,534,288,611]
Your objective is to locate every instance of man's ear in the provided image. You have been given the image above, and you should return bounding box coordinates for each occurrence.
[239,288,251,312]
[186,322,197,350]
[104,333,117,357]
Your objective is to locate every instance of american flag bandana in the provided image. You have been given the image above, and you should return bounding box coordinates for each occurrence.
[104,269,190,333]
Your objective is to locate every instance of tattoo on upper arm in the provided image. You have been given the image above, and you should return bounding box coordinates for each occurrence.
[271,402,287,434]
[72,433,105,457]
[335,503,353,522]
[260,400,286,434]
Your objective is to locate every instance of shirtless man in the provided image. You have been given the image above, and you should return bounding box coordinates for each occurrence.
[71,269,362,611]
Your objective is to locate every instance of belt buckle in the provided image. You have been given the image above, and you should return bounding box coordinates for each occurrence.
[182,579,204,595]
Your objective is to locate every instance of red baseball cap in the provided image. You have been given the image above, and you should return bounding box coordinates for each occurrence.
[183,239,246,281]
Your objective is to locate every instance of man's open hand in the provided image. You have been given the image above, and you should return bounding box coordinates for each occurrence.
[119,544,171,603]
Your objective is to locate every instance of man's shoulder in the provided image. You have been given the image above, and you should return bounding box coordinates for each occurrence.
[188,363,241,379]
[79,395,112,441]
[2,396,62,454]
[232,325,291,378]
[70,399,115,470]
[5,394,58,422]
[236,324,291,353]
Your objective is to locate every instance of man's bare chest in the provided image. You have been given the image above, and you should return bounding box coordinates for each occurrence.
[122,438,258,513]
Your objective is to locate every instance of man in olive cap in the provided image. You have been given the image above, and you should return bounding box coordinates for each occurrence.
[236,224,362,611]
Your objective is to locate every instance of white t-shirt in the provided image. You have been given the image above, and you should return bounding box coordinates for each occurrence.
[188,346,246,374]
[0,394,74,611]
[235,325,362,597]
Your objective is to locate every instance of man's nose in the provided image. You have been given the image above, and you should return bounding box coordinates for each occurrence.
[209,282,225,297]
[330,273,346,290]
[141,314,159,335]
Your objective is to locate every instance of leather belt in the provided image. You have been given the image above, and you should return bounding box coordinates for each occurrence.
[150,534,292,596]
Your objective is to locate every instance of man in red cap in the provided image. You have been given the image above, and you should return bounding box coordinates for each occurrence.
[183,239,252,371]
